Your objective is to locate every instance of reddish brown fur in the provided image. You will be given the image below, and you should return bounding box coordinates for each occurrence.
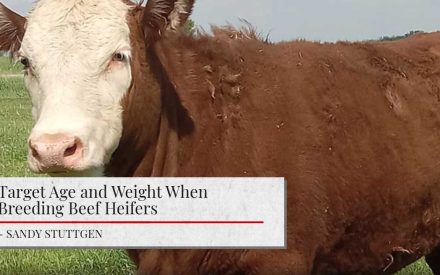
[109,7,440,273]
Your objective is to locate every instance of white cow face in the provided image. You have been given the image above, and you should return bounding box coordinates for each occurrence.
[0,0,195,177]
[20,0,133,176]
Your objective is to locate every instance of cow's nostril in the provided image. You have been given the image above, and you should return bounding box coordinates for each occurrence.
[30,143,40,160]
[64,143,78,157]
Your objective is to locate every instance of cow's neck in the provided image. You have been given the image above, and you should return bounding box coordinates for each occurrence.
[105,36,163,176]
[106,40,194,177]
[148,39,197,177]
[107,32,238,177]
[106,50,161,176]
[145,34,230,177]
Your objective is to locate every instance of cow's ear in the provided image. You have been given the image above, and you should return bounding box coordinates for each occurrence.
[142,0,195,41]
[0,3,26,53]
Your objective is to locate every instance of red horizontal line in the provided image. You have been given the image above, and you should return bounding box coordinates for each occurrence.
[0,221,264,225]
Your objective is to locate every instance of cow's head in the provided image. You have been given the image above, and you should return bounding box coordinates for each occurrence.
[0,0,194,176]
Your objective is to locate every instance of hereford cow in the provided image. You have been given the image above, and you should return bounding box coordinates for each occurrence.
[1,0,440,274]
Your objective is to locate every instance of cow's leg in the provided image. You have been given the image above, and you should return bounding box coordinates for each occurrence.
[426,246,440,275]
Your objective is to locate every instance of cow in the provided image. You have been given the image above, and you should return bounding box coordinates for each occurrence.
[1,0,440,274]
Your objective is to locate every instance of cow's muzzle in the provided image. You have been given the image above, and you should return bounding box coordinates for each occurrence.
[28,133,84,173]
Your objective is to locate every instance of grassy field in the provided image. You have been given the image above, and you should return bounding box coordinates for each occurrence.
[0,57,22,75]
[0,77,33,177]
[0,57,433,274]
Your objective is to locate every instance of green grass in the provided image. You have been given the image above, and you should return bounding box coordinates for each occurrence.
[0,249,134,275]
[399,261,432,275]
[0,57,433,274]
[0,78,33,177]
[0,56,23,74]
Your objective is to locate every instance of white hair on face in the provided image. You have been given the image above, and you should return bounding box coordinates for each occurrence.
[22,0,133,176]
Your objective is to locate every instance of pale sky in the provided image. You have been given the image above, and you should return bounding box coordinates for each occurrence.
[3,0,440,42]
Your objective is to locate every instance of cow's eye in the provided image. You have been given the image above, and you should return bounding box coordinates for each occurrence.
[112,52,126,62]
[20,57,30,68]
